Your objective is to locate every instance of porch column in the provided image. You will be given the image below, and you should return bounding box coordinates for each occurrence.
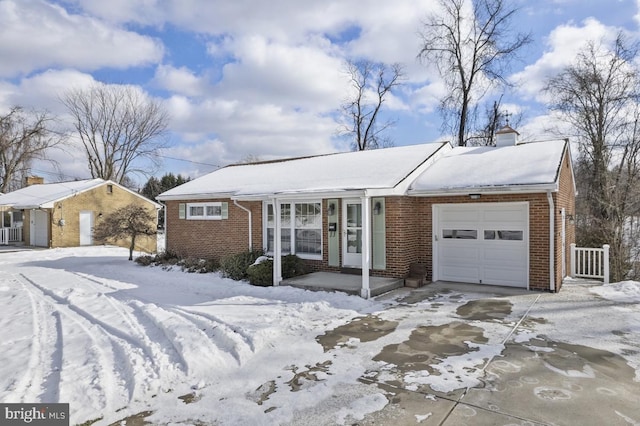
[361,195,371,299]
[272,199,282,287]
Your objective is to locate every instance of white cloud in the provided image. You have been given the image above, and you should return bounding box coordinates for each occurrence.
[511,18,619,101]
[153,65,209,97]
[164,95,338,166]
[0,0,163,78]
[65,0,164,25]
[216,35,347,112]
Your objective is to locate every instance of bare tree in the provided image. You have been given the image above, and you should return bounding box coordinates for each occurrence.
[418,0,531,146]
[545,34,640,281]
[0,107,66,193]
[62,84,169,185]
[469,95,523,146]
[93,204,157,260]
[339,60,404,151]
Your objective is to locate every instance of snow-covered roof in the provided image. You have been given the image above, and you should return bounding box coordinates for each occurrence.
[409,139,568,194]
[0,178,161,209]
[158,143,448,200]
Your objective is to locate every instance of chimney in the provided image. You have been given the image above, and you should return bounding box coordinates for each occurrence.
[25,176,44,186]
[495,125,520,147]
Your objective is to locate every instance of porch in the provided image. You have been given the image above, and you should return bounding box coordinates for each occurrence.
[281,272,404,297]
[0,226,23,245]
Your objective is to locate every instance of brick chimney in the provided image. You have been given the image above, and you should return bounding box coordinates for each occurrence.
[25,176,44,186]
[495,125,520,147]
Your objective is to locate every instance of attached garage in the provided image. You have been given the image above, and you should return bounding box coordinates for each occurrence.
[432,202,529,288]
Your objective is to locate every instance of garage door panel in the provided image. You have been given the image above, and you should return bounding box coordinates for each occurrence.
[483,208,526,223]
[441,265,480,282]
[435,203,528,288]
[444,209,480,222]
[483,245,526,263]
[483,267,527,287]
[440,244,479,262]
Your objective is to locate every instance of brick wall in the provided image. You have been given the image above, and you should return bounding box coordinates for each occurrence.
[554,150,577,291]
[49,183,158,253]
[165,199,262,260]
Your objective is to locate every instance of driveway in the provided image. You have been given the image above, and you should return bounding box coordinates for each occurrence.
[285,281,640,425]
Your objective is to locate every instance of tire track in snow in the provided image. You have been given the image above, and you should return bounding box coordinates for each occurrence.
[7,276,60,403]
[70,271,188,381]
[76,272,256,371]
[16,273,130,411]
[170,307,255,365]
[132,302,240,377]
[19,273,188,401]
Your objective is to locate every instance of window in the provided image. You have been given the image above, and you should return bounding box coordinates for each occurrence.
[265,202,322,258]
[484,230,523,241]
[106,184,113,194]
[443,229,477,239]
[186,202,226,220]
[266,204,291,253]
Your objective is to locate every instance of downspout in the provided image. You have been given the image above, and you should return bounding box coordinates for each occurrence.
[546,191,556,292]
[233,200,253,250]
[157,200,167,252]
[272,198,282,287]
[361,194,371,299]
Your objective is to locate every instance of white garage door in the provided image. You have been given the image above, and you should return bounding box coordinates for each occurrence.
[434,202,528,288]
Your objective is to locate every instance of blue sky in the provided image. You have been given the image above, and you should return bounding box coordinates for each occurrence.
[0,0,638,186]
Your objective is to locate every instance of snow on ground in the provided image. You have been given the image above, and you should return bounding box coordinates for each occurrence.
[590,280,640,303]
[0,246,638,425]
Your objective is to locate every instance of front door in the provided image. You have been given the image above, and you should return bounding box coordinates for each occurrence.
[79,210,94,246]
[30,209,49,247]
[343,199,362,267]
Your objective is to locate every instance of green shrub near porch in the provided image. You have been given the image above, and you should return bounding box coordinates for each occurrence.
[246,254,307,286]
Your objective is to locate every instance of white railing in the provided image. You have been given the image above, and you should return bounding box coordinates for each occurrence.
[0,227,23,245]
[570,243,609,283]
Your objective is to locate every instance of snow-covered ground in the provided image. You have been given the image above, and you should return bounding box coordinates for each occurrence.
[0,246,638,425]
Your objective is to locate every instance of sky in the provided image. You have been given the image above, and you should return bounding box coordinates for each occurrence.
[1,0,639,187]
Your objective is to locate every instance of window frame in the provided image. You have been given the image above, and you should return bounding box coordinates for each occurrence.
[186,202,224,220]
[264,200,323,260]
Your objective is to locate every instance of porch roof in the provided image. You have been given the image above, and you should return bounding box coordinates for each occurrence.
[156,142,448,201]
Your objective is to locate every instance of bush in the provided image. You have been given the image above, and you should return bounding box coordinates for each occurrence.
[135,255,154,266]
[282,254,306,278]
[134,250,218,273]
[220,249,264,281]
[245,254,306,286]
[247,259,273,286]
[181,257,220,273]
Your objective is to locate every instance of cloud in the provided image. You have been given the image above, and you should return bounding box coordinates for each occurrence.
[511,18,618,101]
[153,65,210,97]
[215,35,347,112]
[164,95,338,166]
[0,0,163,78]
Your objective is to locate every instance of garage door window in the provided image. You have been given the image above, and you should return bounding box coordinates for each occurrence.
[484,230,523,240]
[443,229,477,239]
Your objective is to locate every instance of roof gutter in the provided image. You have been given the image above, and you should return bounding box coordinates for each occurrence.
[233,200,252,251]
[408,183,558,197]
[156,192,236,202]
[547,190,556,292]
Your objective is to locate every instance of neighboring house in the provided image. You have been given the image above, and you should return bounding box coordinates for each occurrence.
[0,177,161,252]
[157,128,576,297]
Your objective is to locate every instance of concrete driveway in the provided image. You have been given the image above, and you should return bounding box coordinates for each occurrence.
[298,281,640,426]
